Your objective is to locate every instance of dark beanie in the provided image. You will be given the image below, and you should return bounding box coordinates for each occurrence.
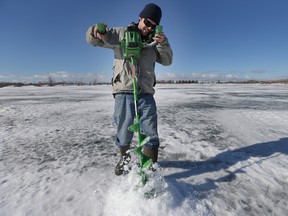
[139,3,162,25]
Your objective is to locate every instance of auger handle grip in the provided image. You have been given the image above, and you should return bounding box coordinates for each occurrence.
[155,25,163,34]
[141,25,163,47]
[97,23,106,35]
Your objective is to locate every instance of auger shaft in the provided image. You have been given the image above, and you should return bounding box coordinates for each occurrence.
[129,58,152,185]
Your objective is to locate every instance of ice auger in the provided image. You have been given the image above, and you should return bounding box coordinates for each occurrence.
[98,23,162,185]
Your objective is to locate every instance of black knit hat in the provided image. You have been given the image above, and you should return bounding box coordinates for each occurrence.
[139,3,162,25]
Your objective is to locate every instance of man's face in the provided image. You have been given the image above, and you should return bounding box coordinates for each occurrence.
[138,17,157,36]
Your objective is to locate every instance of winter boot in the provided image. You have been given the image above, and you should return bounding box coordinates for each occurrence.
[115,146,131,176]
[143,146,158,171]
[143,146,158,163]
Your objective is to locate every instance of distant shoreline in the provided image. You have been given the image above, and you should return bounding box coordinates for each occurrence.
[1,79,288,88]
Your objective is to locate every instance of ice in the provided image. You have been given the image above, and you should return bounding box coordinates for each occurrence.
[1,84,288,215]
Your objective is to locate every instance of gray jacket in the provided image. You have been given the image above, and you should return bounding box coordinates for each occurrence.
[86,24,173,94]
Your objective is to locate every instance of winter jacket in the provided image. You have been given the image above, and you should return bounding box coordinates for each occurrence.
[86,24,173,94]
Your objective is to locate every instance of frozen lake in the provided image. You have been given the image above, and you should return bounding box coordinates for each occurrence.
[1,84,288,215]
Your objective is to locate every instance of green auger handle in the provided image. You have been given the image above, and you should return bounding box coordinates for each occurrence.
[155,25,163,34]
[97,23,106,34]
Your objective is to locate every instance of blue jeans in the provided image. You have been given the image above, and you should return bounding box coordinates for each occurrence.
[113,93,159,150]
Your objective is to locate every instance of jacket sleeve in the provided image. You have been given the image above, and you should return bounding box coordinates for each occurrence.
[86,25,105,47]
[155,37,173,66]
[86,25,123,49]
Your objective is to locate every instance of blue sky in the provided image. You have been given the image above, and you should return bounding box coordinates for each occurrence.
[0,0,287,83]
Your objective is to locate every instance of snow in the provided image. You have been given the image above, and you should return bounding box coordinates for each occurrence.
[1,84,288,216]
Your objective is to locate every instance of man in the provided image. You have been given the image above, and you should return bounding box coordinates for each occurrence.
[86,3,173,175]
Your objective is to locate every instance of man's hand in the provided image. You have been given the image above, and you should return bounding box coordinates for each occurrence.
[91,24,107,40]
[154,32,165,43]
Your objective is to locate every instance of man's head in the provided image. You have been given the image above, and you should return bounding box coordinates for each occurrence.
[139,3,162,25]
[138,3,162,36]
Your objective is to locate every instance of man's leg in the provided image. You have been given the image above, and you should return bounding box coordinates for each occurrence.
[138,94,159,163]
[113,94,135,175]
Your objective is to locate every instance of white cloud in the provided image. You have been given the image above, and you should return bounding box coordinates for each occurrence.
[157,71,249,82]
[32,71,111,83]
[250,69,267,74]
[0,74,15,80]
[51,71,70,78]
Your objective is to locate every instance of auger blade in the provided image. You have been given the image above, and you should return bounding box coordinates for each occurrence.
[128,122,139,133]
[139,170,147,186]
[140,135,150,146]
[133,146,142,154]
[132,135,150,154]
[142,158,153,169]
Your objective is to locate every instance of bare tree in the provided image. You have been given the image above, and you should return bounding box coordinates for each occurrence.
[92,78,98,85]
[47,74,55,86]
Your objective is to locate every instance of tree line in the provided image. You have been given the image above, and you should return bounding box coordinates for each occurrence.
[1,79,288,88]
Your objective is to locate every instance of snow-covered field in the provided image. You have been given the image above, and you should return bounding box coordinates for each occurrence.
[1,84,288,216]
